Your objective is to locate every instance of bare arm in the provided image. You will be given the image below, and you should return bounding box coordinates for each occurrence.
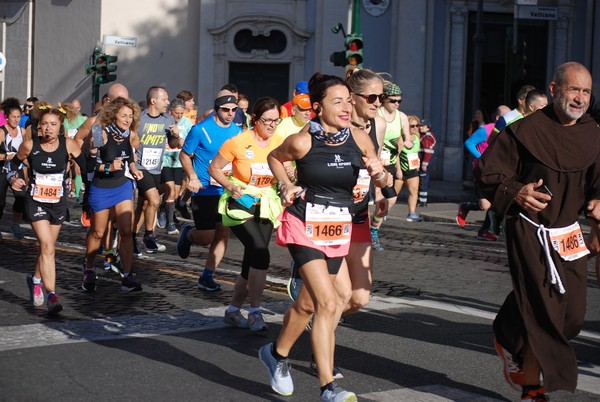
[352,128,389,188]
[179,150,201,193]
[208,153,243,198]
[267,131,311,206]
[9,140,32,191]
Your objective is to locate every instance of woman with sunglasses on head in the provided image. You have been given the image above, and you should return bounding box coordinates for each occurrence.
[208,97,285,332]
[370,81,411,250]
[260,72,388,401]
[9,107,89,314]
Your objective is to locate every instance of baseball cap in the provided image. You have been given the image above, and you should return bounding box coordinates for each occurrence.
[295,81,309,94]
[419,119,431,128]
[292,94,311,110]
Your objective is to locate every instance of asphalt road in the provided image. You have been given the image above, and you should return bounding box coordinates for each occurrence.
[0,195,599,402]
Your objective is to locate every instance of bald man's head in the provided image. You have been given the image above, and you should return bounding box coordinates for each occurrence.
[106,83,129,103]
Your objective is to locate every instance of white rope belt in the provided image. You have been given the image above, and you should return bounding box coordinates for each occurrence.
[519,213,566,294]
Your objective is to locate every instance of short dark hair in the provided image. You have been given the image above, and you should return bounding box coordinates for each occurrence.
[176,90,194,102]
[516,84,535,101]
[250,97,279,127]
[221,83,239,93]
[146,86,166,104]
[525,89,547,108]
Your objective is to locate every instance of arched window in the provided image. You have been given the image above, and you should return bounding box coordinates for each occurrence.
[233,29,287,54]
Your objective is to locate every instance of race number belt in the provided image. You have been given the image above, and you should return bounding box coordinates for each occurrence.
[305,202,351,246]
[249,163,274,188]
[519,214,589,295]
[407,152,420,170]
[32,172,63,204]
[353,169,371,204]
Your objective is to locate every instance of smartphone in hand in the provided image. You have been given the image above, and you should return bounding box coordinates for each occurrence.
[536,184,553,203]
[92,125,104,148]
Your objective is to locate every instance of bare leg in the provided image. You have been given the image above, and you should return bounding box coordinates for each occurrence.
[30,220,61,294]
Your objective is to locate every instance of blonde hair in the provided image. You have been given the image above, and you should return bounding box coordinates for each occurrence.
[344,67,383,94]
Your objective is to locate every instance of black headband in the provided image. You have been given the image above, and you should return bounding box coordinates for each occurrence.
[214,95,237,109]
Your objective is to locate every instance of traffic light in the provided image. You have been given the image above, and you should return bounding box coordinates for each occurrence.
[330,50,346,67]
[85,49,101,75]
[95,53,118,84]
[345,34,363,68]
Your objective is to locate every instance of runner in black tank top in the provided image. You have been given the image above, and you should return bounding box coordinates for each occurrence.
[9,108,86,315]
[260,73,390,401]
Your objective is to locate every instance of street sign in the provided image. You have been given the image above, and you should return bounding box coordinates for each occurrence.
[0,52,6,72]
[103,35,137,47]
[517,6,558,20]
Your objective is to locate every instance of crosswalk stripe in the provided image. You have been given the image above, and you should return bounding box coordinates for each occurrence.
[360,385,503,401]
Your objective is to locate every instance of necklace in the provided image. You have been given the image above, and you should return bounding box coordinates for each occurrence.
[351,120,371,131]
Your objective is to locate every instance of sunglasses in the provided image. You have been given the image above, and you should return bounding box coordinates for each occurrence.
[24,104,34,109]
[387,99,402,104]
[259,117,282,126]
[219,106,238,113]
[355,93,384,104]
[410,124,419,128]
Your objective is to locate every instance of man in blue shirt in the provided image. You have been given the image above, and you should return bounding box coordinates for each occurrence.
[177,90,242,292]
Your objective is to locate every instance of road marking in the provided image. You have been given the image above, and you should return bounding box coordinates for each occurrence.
[360,385,503,401]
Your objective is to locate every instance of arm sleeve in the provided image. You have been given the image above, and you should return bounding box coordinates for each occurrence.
[464,127,487,159]
[72,152,94,174]
[474,128,525,218]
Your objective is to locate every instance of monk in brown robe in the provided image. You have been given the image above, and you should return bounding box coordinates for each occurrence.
[475,61,600,400]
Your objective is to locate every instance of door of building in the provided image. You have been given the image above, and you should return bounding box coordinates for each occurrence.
[462,12,549,180]
[229,62,290,112]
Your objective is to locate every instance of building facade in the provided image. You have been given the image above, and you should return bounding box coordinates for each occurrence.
[0,0,598,181]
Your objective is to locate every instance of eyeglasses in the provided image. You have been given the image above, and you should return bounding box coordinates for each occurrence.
[355,93,385,104]
[259,117,282,126]
[410,124,419,128]
[24,104,34,109]
[387,99,402,104]
[219,106,238,113]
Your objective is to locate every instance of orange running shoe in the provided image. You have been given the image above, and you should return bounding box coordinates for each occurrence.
[80,210,91,227]
[494,338,525,391]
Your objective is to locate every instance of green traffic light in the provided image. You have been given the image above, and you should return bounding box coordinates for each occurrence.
[93,53,118,85]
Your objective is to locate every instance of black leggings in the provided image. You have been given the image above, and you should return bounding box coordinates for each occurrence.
[0,172,25,220]
[231,215,273,280]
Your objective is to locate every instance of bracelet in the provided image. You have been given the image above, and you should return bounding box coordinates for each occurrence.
[190,177,199,181]
[104,164,110,174]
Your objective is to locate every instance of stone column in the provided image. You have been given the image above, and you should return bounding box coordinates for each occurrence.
[443,6,468,182]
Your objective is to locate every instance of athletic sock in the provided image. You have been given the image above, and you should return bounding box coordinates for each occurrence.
[74,175,83,198]
[165,202,175,225]
[272,342,287,360]
[370,215,383,230]
[201,268,214,280]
